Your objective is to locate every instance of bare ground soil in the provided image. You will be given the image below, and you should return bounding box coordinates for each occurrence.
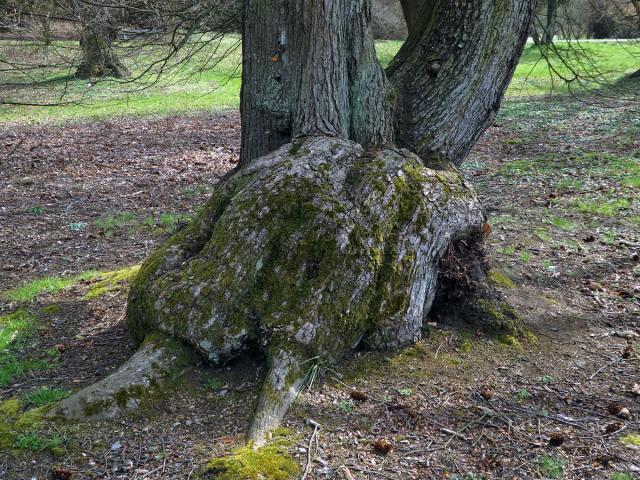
[0,96,638,479]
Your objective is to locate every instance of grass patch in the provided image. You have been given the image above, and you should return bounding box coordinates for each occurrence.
[496,245,517,255]
[13,432,65,452]
[511,42,640,97]
[573,197,630,216]
[550,216,577,231]
[0,309,35,351]
[83,265,141,300]
[2,40,638,124]
[622,176,640,187]
[0,398,59,452]
[0,310,54,387]
[2,265,140,303]
[204,378,222,392]
[95,212,138,233]
[534,227,552,242]
[0,356,50,387]
[557,178,583,191]
[612,473,633,480]
[23,387,71,408]
[538,455,564,479]
[519,250,532,263]
[3,270,100,303]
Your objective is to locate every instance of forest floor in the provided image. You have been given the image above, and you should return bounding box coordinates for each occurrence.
[0,90,639,480]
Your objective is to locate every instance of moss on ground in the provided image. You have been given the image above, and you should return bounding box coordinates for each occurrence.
[83,265,141,299]
[488,269,516,289]
[620,434,640,447]
[202,430,300,480]
[0,397,50,451]
[497,334,523,350]
[40,304,62,315]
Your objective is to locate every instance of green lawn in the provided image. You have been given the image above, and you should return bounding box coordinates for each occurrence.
[0,37,638,124]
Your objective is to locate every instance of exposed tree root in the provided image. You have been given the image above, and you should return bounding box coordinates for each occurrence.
[48,333,195,420]
[431,228,524,334]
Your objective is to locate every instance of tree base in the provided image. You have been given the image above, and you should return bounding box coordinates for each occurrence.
[51,136,491,446]
[75,62,130,79]
[124,135,485,444]
[431,229,524,334]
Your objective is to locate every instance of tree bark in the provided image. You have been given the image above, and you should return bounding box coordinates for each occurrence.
[389,0,536,166]
[240,0,394,166]
[126,136,486,447]
[73,3,129,79]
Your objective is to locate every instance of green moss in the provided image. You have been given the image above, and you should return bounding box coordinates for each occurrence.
[113,384,146,408]
[0,398,48,451]
[487,269,516,289]
[460,338,473,353]
[82,399,111,417]
[83,265,141,299]
[497,334,523,350]
[40,304,62,315]
[203,442,300,480]
[472,298,522,334]
[523,330,538,344]
[0,398,22,417]
[620,434,640,447]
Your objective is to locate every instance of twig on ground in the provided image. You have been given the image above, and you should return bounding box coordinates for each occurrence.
[301,419,321,480]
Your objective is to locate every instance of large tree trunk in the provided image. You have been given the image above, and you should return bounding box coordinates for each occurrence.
[58,0,536,457]
[240,0,393,165]
[390,0,535,166]
[73,2,129,80]
[75,25,130,79]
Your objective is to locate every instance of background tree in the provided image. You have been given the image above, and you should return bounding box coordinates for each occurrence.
[69,1,130,79]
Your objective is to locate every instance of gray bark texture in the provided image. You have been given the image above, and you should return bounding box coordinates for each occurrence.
[73,3,129,79]
[240,0,394,166]
[390,0,536,166]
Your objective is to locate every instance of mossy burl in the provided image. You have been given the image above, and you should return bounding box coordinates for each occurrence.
[125,136,484,443]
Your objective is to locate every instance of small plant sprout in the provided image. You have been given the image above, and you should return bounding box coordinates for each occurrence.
[204,378,222,391]
[514,389,531,402]
[337,399,353,413]
[397,388,413,397]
